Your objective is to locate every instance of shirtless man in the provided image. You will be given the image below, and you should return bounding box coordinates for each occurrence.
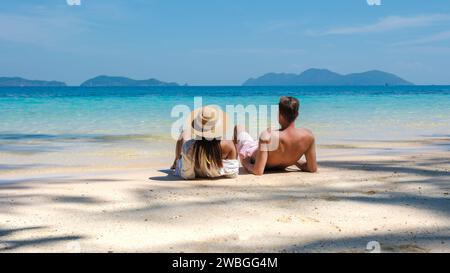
[234,96,317,175]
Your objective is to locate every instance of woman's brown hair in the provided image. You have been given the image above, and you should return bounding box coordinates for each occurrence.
[193,138,223,177]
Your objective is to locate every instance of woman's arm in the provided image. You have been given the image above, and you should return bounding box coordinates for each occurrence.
[171,130,191,169]
[179,140,196,179]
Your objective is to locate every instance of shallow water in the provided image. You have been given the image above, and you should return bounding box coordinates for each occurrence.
[0,85,449,177]
[0,86,449,146]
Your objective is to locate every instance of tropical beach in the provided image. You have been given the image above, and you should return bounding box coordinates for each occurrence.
[1,0,450,256]
[0,86,449,252]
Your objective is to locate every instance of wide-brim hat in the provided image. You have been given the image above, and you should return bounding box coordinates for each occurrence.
[187,105,228,140]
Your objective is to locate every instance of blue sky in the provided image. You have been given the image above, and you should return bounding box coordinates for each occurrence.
[1,0,450,85]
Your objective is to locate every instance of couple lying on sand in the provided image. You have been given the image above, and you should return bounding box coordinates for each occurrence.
[171,96,317,179]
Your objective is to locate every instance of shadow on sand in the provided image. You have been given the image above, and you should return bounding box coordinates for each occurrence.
[0,226,83,252]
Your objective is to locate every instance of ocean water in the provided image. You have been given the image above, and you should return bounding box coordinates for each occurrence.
[0,86,449,146]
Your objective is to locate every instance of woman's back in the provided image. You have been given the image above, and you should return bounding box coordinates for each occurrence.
[173,105,239,180]
[177,139,239,179]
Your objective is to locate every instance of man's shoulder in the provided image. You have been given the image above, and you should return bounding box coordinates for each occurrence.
[296,128,315,138]
[259,129,273,143]
[278,128,315,145]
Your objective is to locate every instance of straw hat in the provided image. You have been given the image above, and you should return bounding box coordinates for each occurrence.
[188,106,227,140]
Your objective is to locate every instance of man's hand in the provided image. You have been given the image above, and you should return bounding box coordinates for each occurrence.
[241,157,255,174]
[295,160,317,173]
[295,161,307,171]
[241,147,269,176]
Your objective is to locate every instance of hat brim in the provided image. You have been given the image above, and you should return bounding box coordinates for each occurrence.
[186,106,228,140]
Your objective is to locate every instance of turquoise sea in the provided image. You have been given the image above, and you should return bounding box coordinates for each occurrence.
[0,86,449,146]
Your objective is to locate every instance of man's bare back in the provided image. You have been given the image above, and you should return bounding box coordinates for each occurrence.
[235,124,317,175]
[235,96,317,175]
[263,127,316,171]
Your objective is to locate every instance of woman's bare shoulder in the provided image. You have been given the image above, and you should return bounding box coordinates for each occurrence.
[220,140,237,158]
[220,139,235,149]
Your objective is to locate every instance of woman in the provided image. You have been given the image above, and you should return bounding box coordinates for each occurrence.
[171,106,239,179]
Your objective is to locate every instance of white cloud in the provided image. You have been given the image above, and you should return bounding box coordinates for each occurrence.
[263,20,307,32]
[317,14,450,35]
[393,31,450,46]
[0,14,51,45]
[193,48,306,56]
[0,12,93,47]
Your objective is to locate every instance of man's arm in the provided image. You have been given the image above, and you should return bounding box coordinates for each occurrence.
[253,147,269,175]
[241,129,273,175]
[241,148,269,176]
[295,136,317,173]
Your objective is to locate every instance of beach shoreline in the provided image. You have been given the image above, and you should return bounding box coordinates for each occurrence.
[2,0,450,255]
[1,136,449,252]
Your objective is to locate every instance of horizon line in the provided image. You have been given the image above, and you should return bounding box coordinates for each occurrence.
[4,84,450,87]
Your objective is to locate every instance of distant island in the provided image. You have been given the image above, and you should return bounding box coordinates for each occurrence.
[80,76,179,87]
[0,77,66,87]
[1,70,414,87]
[243,69,414,86]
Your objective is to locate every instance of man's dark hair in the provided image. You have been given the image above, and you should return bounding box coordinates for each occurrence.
[279,96,299,123]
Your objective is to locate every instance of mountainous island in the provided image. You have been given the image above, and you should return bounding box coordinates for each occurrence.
[0,77,66,87]
[80,76,179,87]
[243,69,414,86]
[1,70,413,87]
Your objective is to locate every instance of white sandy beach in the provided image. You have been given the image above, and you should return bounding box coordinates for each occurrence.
[0,136,449,253]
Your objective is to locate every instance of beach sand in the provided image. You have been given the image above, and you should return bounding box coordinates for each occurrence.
[0,137,449,253]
